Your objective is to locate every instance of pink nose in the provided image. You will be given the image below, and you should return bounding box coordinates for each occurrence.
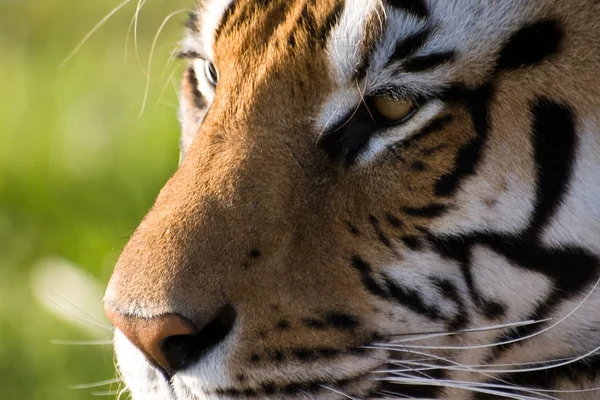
[105,307,198,374]
[105,304,237,375]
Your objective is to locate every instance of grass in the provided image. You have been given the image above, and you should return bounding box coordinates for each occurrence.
[0,0,191,398]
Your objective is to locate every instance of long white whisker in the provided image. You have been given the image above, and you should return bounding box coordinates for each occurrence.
[133,0,147,69]
[381,319,550,342]
[60,0,132,68]
[370,349,556,400]
[319,385,360,400]
[154,68,179,111]
[51,340,114,346]
[385,275,600,352]
[369,375,557,400]
[47,296,112,331]
[139,9,189,117]
[71,378,123,389]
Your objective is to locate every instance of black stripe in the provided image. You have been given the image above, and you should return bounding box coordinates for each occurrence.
[318,103,377,166]
[402,204,447,218]
[186,12,200,32]
[401,235,422,250]
[349,256,389,299]
[430,277,469,330]
[385,214,404,228]
[435,85,494,197]
[369,215,393,248]
[316,0,344,44]
[386,28,431,68]
[527,98,577,238]
[403,51,455,72]
[186,66,207,109]
[385,0,428,19]
[383,274,444,321]
[497,19,564,70]
[214,0,238,40]
[429,235,507,319]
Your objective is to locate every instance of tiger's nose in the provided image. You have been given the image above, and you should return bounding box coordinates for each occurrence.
[105,305,236,375]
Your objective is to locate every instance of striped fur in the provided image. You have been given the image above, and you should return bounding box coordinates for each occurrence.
[105,0,600,399]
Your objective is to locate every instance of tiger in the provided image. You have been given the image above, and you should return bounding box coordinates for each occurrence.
[102,0,600,399]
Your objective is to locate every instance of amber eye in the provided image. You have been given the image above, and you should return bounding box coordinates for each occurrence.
[204,61,219,86]
[371,95,416,122]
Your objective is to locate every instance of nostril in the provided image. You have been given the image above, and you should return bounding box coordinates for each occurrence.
[105,304,237,376]
[165,305,236,371]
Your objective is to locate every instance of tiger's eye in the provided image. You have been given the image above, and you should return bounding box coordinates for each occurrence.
[205,61,219,86]
[372,95,415,122]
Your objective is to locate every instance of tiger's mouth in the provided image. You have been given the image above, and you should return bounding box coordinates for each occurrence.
[115,329,396,400]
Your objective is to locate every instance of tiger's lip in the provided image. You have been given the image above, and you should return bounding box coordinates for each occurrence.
[128,336,388,399]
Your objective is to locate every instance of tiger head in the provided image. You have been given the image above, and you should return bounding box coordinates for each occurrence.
[104,0,600,399]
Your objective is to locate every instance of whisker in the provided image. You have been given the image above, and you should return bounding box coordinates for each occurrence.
[47,296,112,331]
[139,9,190,117]
[133,0,148,69]
[319,385,360,400]
[124,0,148,69]
[51,340,114,346]
[71,378,122,389]
[154,69,179,111]
[380,319,551,342]
[368,375,558,400]
[60,0,133,67]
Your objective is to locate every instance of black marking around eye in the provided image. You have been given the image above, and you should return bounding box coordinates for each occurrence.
[527,98,576,238]
[497,19,564,70]
[186,66,207,109]
[403,51,456,72]
[318,105,378,166]
[386,0,429,19]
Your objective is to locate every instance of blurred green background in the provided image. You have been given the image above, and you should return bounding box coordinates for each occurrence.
[0,0,192,398]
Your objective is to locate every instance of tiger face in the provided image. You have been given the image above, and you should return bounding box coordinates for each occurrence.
[103,0,600,399]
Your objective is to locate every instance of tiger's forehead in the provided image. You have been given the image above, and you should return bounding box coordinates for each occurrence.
[193,0,382,80]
